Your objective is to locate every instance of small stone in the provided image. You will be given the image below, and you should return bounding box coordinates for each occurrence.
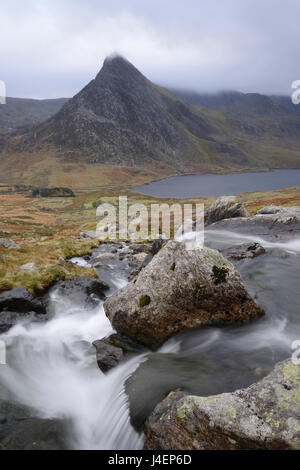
[0,238,19,250]
[133,252,148,263]
[92,339,124,373]
[20,262,37,272]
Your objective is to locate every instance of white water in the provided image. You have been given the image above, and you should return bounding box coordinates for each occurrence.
[0,275,145,449]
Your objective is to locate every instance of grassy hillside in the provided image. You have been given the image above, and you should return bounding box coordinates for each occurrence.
[0,97,68,135]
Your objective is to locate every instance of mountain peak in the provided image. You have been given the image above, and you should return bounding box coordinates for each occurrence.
[96,54,144,82]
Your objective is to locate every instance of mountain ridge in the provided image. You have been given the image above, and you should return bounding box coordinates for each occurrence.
[1,56,300,187]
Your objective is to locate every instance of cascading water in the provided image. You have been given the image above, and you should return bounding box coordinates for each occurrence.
[0,259,145,449]
[0,232,300,449]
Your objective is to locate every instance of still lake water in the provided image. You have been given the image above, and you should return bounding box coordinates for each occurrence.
[132,169,300,198]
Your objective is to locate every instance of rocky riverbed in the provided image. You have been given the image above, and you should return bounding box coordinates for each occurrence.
[0,197,299,449]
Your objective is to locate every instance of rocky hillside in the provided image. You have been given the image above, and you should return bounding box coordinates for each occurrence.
[1,56,300,187]
[0,97,68,135]
[172,89,300,140]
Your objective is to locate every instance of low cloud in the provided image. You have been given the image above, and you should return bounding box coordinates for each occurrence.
[1,0,299,98]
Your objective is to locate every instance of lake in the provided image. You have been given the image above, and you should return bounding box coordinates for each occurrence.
[132,169,300,198]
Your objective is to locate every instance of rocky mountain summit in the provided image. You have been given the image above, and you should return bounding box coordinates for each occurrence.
[3,55,300,187]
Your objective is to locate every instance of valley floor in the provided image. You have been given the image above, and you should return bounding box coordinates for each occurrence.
[0,183,300,294]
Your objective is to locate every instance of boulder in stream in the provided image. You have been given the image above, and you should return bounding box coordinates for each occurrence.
[221,242,266,261]
[144,359,300,450]
[93,333,145,373]
[93,339,124,373]
[207,205,300,241]
[205,196,250,226]
[104,241,264,349]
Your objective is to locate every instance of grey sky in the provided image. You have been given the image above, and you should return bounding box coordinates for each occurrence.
[1,0,299,98]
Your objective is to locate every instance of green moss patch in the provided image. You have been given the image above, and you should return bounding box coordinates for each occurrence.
[212,265,229,285]
[139,295,151,308]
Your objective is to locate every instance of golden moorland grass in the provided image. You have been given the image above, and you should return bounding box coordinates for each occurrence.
[0,184,299,295]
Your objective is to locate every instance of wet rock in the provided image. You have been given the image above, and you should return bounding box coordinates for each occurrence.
[20,262,37,271]
[105,333,146,354]
[0,311,21,333]
[93,333,145,373]
[92,252,116,264]
[0,287,46,314]
[207,205,300,241]
[128,239,167,281]
[0,238,19,250]
[104,241,264,350]
[55,276,109,305]
[221,242,266,261]
[0,400,68,450]
[205,196,250,226]
[129,243,151,253]
[0,309,51,333]
[144,359,300,450]
[93,339,124,372]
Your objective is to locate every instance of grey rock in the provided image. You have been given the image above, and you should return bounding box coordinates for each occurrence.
[205,196,250,226]
[221,242,266,261]
[104,241,264,349]
[133,252,148,263]
[0,238,19,249]
[0,399,68,450]
[144,359,300,450]
[93,333,145,373]
[256,205,286,215]
[129,243,151,253]
[0,287,46,314]
[55,276,109,306]
[208,205,300,241]
[93,252,116,262]
[80,230,98,239]
[0,311,48,333]
[105,333,146,354]
[92,339,124,373]
[20,262,37,271]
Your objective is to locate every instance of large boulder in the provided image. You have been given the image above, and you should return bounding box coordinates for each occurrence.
[104,241,264,349]
[207,205,300,241]
[144,359,300,450]
[205,196,249,226]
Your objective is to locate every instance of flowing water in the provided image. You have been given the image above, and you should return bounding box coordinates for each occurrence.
[0,233,300,448]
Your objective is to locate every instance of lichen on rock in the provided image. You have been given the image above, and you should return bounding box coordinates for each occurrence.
[144,359,300,450]
[104,240,264,349]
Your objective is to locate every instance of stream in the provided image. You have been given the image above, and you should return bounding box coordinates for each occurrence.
[0,231,300,449]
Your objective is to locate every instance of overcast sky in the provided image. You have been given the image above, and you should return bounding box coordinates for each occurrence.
[1,0,299,98]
